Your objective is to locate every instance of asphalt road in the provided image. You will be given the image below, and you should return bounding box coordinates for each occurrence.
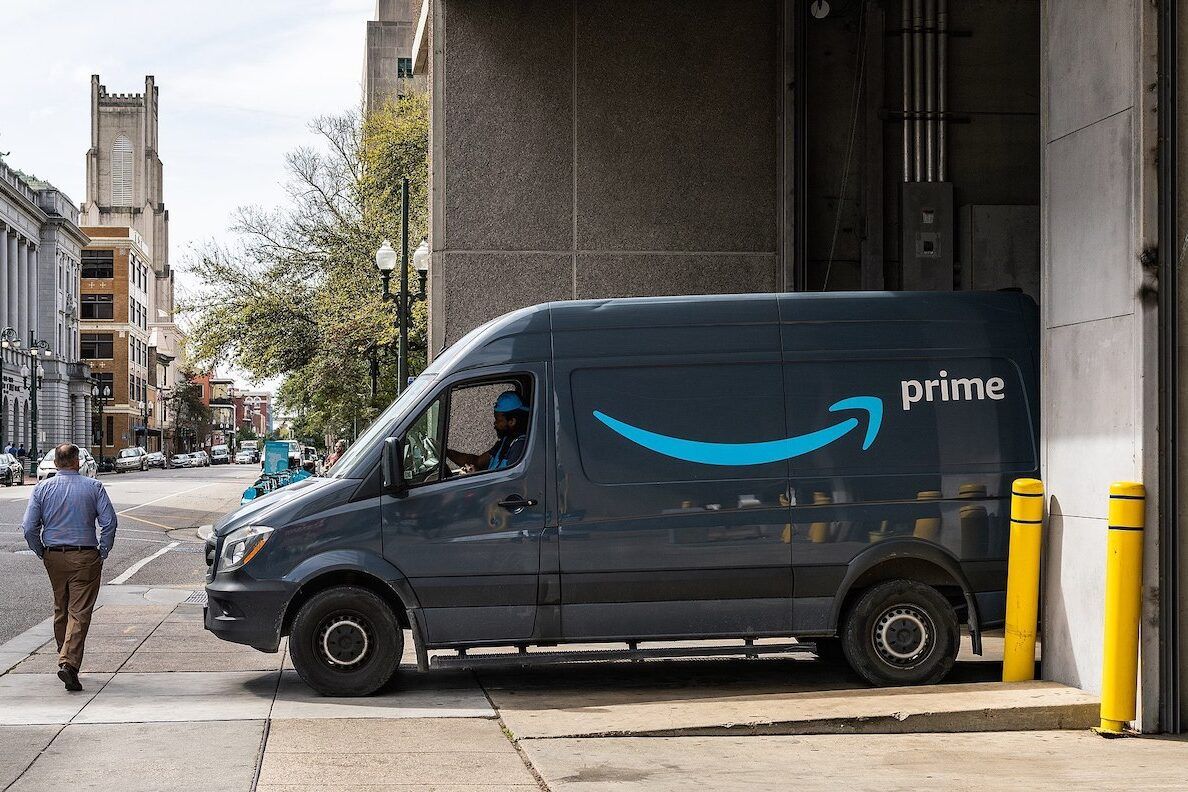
[0,463,257,644]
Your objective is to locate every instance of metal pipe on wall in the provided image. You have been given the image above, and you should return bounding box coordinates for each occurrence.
[902,0,912,183]
[1156,0,1181,734]
[912,0,923,182]
[937,0,948,181]
[924,0,935,181]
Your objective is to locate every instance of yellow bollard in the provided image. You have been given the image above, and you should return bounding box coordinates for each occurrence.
[1002,478,1044,682]
[1097,481,1146,735]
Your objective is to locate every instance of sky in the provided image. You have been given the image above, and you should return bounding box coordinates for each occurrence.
[0,0,377,390]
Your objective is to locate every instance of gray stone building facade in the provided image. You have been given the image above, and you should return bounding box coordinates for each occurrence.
[415,0,1188,732]
[363,0,424,113]
[0,158,92,455]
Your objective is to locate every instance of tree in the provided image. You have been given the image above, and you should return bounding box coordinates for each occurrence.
[172,373,212,451]
[182,93,429,441]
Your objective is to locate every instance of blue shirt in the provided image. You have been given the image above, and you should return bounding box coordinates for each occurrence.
[22,470,118,559]
[486,435,527,470]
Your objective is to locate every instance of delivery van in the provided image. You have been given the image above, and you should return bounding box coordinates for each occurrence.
[205,292,1039,696]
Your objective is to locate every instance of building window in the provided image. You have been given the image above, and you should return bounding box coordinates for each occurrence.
[81,294,114,320]
[112,134,133,207]
[397,57,414,78]
[81,332,114,359]
[81,250,114,279]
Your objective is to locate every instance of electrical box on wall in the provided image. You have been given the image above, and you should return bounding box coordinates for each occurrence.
[901,182,954,291]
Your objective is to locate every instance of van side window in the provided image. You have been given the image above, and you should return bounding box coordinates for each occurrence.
[443,376,533,479]
[402,397,443,486]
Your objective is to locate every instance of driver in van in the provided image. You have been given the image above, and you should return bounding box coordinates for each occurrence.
[445,391,530,473]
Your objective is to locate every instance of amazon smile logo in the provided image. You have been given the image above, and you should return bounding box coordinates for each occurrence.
[592,396,883,466]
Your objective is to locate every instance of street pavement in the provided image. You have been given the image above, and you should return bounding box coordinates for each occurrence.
[0,464,1185,789]
[0,463,254,645]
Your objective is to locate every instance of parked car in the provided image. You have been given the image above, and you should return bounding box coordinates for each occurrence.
[171,453,192,468]
[0,452,23,486]
[205,292,1040,697]
[235,449,257,464]
[193,450,211,467]
[210,445,231,465]
[115,447,149,473]
[38,447,99,480]
[147,451,167,469]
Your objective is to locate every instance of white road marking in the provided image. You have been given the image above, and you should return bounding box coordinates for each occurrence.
[109,541,179,584]
[116,482,218,515]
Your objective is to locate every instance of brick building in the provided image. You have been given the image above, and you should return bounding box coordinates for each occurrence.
[79,226,157,455]
[79,75,182,458]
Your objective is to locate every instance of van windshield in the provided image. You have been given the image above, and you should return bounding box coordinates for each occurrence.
[328,374,436,479]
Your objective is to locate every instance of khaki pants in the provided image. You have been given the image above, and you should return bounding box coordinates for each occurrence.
[42,549,103,670]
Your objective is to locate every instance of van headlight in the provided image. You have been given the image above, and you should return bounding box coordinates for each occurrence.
[218,525,274,573]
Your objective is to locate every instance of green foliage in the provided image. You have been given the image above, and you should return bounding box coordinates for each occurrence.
[182,94,429,441]
[172,372,212,446]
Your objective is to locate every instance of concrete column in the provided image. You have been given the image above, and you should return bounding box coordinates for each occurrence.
[0,227,8,330]
[5,232,16,333]
[27,243,37,346]
[16,239,28,342]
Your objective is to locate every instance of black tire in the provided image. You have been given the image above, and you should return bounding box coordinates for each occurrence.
[289,586,403,697]
[840,579,959,687]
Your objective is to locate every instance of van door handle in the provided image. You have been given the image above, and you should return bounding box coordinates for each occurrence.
[497,495,538,513]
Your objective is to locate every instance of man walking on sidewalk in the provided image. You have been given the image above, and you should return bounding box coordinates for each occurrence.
[21,443,118,691]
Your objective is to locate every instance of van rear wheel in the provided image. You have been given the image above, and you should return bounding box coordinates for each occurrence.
[840,580,959,687]
[289,586,403,697]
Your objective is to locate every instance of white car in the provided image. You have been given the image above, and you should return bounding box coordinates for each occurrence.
[37,448,99,481]
[191,450,211,467]
[170,453,192,468]
[115,446,149,473]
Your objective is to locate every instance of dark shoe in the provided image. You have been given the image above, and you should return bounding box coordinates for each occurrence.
[57,664,82,692]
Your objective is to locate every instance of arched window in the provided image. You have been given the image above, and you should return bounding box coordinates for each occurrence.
[111,134,133,206]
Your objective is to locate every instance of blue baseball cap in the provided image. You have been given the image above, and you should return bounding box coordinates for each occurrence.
[493,391,527,414]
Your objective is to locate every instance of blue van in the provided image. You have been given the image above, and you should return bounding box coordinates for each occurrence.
[205,292,1039,696]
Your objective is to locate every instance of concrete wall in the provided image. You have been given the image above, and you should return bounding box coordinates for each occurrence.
[1039,0,1160,728]
[428,0,781,353]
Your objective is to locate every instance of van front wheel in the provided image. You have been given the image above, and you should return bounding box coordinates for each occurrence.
[289,586,403,697]
[840,580,958,687]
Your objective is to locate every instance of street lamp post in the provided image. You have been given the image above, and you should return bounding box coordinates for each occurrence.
[138,400,154,451]
[0,327,19,446]
[91,379,112,464]
[157,388,172,455]
[20,334,52,461]
[375,179,429,395]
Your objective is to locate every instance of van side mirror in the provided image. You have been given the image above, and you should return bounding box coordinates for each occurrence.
[382,437,407,495]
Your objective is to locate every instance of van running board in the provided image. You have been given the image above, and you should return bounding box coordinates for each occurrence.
[428,641,818,670]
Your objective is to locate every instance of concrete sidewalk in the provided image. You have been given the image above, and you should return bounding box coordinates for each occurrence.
[1,588,1182,791]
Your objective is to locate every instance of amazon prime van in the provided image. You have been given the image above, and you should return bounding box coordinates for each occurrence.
[205,292,1039,696]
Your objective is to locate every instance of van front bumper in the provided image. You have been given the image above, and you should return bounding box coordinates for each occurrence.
[204,576,293,653]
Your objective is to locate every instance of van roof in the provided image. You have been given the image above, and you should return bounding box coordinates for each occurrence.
[437,291,1035,371]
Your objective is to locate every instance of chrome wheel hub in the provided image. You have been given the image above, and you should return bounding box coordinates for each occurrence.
[319,616,371,668]
[873,606,933,667]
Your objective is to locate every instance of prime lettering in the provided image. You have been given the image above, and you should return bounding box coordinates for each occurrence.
[901,371,1006,411]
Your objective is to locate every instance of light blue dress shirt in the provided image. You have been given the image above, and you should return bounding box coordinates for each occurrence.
[22,470,118,559]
